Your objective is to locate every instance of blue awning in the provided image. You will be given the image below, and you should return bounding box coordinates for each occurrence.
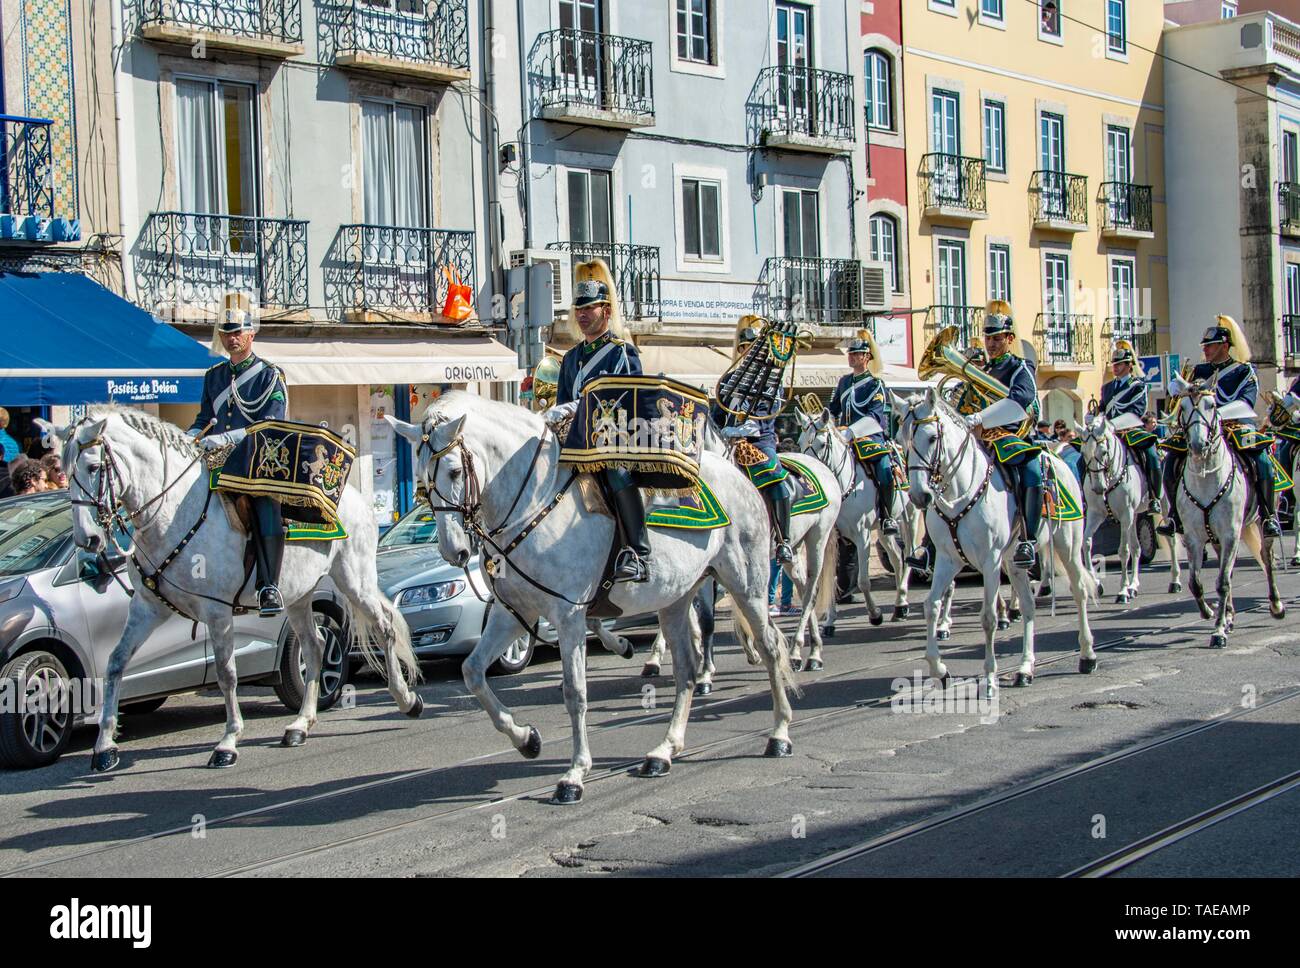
[0,272,220,405]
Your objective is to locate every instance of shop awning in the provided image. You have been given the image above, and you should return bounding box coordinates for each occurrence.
[637,344,733,390]
[0,271,220,405]
[250,335,523,386]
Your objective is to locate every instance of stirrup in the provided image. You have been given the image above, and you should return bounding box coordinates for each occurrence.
[904,547,931,574]
[258,585,284,617]
[880,516,899,535]
[1155,517,1178,536]
[775,540,794,564]
[1013,541,1037,569]
[613,548,649,583]
[1261,515,1282,538]
[1147,497,1162,515]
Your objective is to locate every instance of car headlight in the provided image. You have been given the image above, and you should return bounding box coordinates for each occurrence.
[397,581,465,609]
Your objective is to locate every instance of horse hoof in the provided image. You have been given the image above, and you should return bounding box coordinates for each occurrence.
[207,750,238,769]
[1271,602,1287,620]
[1079,657,1098,675]
[892,605,911,621]
[1169,582,1182,594]
[1210,634,1227,649]
[1115,594,1127,605]
[640,663,660,678]
[869,610,884,626]
[1097,584,1105,597]
[404,694,424,719]
[1008,608,1022,622]
[821,625,835,638]
[694,681,713,697]
[764,738,794,758]
[617,638,635,660]
[1012,673,1033,688]
[520,726,542,760]
[997,619,1010,632]
[938,672,952,688]
[637,756,671,778]
[790,658,804,672]
[281,729,307,748]
[90,749,120,774]
[937,629,951,641]
[806,658,824,672]
[551,782,583,805]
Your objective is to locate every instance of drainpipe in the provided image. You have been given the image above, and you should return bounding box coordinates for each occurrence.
[110,0,137,300]
[517,0,531,250]
[480,0,504,303]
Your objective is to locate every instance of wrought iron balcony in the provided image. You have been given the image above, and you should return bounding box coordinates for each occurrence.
[531,30,654,129]
[1102,316,1158,359]
[329,225,475,322]
[321,0,470,82]
[137,0,304,56]
[1030,170,1089,231]
[750,66,855,154]
[922,305,987,351]
[0,115,79,242]
[1283,315,1300,361]
[135,212,309,318]
[761,257,864,325]
[1033,313,1094,367]
[546,242,661,322]
[918,154,987,220]
[1280,183,1300,236]
[1099,182,1154,238]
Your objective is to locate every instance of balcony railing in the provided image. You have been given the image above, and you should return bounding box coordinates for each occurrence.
[1,116,53,220]
[1280,183,1300,234]
[750,66,855,150]
[332,225,475,320]
[1031,170,1089,227]
[322,0,470,74]
[137,0,303,45]
[1034,313,1094,365]
[546,241,661,322]
[1283,315,1300,360]
[922,305,987,350]
[135,212,309,317]
[1102,316,1158,359]
[918,154,987,217]
[531,30,654,123]
[1099,182,1153,234]
[761,257,863,325]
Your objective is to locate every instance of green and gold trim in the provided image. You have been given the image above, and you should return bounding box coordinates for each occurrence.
[780,455,830,516]
[646,481,730,530]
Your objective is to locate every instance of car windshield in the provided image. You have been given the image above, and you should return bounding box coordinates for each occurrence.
[0,493,74,577]
[379,508,440,550]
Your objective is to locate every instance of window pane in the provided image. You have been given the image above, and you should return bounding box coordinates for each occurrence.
[782,190,801,257]
[683,179,701,257]
[568,171,590,242]
[677,4,688,60]
[393,104,425,228]
[220,84,257,218]
[590,170,612,243]
[177,79,218,214]
[362,100,393,226]
[801,191,820,258]
[700,182,721,257]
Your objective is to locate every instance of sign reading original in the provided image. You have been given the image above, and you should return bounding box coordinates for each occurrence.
[442,364,511,383]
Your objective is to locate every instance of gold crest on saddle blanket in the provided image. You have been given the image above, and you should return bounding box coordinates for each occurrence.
[255,434,293,480]
[213,420,357,526]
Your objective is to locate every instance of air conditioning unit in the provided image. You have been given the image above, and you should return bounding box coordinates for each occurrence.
[509,248,572,309]
[860,261,892,314]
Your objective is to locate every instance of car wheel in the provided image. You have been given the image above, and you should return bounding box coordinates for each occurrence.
[1137,515,1157,566]
[0,651,76,769]
[122,697,168,716]
[490,633,536,676]
[274,610,352,713]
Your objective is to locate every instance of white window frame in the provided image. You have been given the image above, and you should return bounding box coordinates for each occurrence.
[673,163,731,273]
[1038,0,1063,45]
[982,98,1005,173]
[987,242,1011,304]
[359,96,430,229]
[558,164,617,245]
[1042,250,1072,317]
[1287,262,1300,315]
[1105,0,1128,61]
[869,213,900,294]
[865,49,893,132]
[935,237,968,310]
[979,0,1005,29]
[1108,254,1137,326]
[669,0,726,79]
[779,185,824,261]
[173,74,261,218]
[1222,2,1237,19]
[928,0,959,17]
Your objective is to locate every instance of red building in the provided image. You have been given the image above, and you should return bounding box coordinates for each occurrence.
[862,0,914,366]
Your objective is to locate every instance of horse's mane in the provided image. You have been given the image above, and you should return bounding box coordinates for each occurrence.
[89,403,198,456]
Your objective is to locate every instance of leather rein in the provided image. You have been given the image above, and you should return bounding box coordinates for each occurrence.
[902,407,990,565]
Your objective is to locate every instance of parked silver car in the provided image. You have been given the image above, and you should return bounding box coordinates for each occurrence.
[0,491,351,769]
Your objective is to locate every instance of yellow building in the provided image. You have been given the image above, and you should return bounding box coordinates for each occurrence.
[900,0,1169,423]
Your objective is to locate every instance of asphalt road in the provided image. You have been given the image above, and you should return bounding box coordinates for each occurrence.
[2,556,1298,878]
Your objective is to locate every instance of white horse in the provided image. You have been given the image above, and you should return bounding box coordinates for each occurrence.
[388,392,801,804]
[1079,415,1144,603]
[1172,391,1285,647]
[49,407,422,772]
[899,389,1097,690]
[794,408,919,632]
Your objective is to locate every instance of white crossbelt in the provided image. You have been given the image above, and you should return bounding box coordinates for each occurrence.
[212,359,268,416]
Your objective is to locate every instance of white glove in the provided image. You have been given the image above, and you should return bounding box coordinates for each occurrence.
[184,428,200,440]
[838,427,854,443]
[199,428,246,451]
[964,413,981,429]
[1168,372,1192,397]
[722,420,760,438]
[544,402,578,427]
[1283,392,1300,411]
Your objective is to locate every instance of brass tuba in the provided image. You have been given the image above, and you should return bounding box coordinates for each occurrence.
[1265,389,1295,431]
[918,326,1035,437]
[530,354,562,413]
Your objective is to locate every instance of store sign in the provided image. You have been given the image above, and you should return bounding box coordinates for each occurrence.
[659,279,758,321]
[103,377,196,403]
[441,363,519,383]
[872,316,910,366]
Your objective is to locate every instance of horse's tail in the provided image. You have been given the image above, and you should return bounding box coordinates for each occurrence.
[349,592,423,686]
[815,535,839,617]
[733,605,803,700]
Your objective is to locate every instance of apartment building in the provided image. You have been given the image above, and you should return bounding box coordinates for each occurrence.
[902,0,1170,424]
[1165,8,1300,394]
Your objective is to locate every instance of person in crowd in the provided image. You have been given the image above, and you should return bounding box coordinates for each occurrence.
[10,457,46,495]
[0,408,19,463]
[769,559,797,617]
[40,454,67,490]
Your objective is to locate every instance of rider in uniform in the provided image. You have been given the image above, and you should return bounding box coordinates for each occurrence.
[1273,372,1300,490]
[187,293,289,616]
[715,318,796,564]
[830,331,898,535]
[1099,339,1163,515]
[1156,315,1281,539]
[964,302,1044,570]
[544,266,650,583]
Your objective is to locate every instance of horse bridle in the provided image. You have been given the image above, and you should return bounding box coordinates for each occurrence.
[902,407,990,563]
[805,420,853,494]
[1082,424,1125,501]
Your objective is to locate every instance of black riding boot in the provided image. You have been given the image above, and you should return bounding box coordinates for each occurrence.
[1015,481,1042,572]
[611,485,651,582]
[1256,459,1281,538]
[768,491,794,563]
[1143,447,1163,515]
[1156,456,1183,536]
[875,467,899,535]
[252,497,284,616]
